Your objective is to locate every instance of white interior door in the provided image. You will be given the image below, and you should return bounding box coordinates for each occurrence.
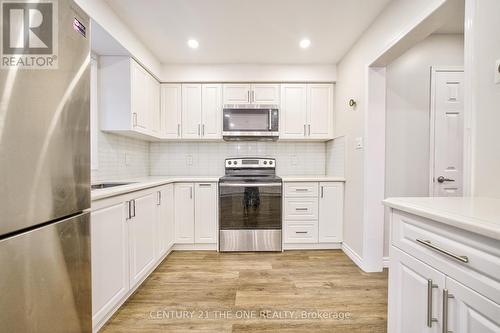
[430,69,464,196]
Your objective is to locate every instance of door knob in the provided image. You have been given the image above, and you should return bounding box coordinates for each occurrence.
[437,176,455,183]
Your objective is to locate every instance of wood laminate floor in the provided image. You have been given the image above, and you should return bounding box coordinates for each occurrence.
[101,250,388,333]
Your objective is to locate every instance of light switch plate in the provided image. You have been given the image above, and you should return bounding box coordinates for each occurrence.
[355,137,364,150]
[495,59,500,84]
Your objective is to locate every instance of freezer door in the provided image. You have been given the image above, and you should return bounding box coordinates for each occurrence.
[0,0,90,236]
[0,212,91,332]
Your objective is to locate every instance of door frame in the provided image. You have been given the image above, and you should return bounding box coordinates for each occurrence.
[428,66,465,196]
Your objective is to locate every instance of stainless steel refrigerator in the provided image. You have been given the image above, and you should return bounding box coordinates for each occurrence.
[0,1,91,332]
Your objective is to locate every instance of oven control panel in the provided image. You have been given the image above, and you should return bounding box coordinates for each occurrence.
[225,158,275,168]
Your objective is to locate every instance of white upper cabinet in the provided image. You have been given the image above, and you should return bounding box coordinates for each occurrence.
[280,83,334,140]
[223,84,251,104]
[161,84,182,139]
[307,84,334,139]
[223,84,280,105]
[280,84,308,138]
[100,56,160,140]
[181,84,203,139]
[201,84,222,139]
[252,84,280,104]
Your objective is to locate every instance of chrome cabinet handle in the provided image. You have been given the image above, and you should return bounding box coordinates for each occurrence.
[437,176,455,183]
[295,231,308,234]
[416,239,469,263]
[126,201,131,220]
[295,208,308,211]
[321,186,324,198]
[157,191,161,206]
[177,124,180,137]
[132,113,138,127]
[199,183,212,187]
[442,289,454,333]
[295,188,308,192]
[130,199,136,218]
[427,279,438,327]
[304,124,306,136]
[198,124,201,136]
[247,90,250,102]
[189,187,193,199]
[202,124,205,136]
[308,124,311,136]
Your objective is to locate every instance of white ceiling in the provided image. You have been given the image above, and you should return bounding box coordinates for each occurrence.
[104,0,391,64]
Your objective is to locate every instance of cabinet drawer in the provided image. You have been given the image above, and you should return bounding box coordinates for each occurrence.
[285,222,318,243]
[284,198,318,220]
[391,210,500,304]
[284,182,318,197]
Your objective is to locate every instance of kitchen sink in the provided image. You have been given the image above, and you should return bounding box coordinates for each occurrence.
[91,182,137,190]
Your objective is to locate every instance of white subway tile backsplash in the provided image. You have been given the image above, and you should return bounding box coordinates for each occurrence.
[149,142,326,176]
[91,131,149,182]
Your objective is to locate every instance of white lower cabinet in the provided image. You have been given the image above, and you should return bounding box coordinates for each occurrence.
[283,181,343,247]
[156,184,175,258]
[128,193,157,288]
[318,182,343,243]
[445,277,500,332]
[174,182,217,244]
[387,209,500,333]
[388,247,445,333]
[194,183,218,243]
[174,183,195,243]
[91,202,129,328]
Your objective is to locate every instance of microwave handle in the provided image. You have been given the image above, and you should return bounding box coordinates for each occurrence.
[268,110,272,130]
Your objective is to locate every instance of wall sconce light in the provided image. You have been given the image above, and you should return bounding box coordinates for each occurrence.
[348,98,357,109]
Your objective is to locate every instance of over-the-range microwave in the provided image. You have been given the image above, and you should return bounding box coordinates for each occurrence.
[222,104,279,141]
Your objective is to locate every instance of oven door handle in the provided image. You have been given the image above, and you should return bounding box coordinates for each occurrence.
[219,183,282,187]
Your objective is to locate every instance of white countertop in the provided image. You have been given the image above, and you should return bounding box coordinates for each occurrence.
[91,176,221,201]
[91,175,346,201]
[383,196,500,241]
[281,176,345,182]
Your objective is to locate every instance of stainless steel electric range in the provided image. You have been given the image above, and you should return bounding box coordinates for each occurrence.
[219,158,282,252]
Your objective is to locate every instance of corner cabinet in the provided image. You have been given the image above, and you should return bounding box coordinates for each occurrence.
[99,56,160,139]
[387,209,500,333]
[280,84,334,140]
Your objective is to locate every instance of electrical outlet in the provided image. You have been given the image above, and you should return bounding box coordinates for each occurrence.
[495,59,500,84]
[355,137,364,150]
[186,154,193,166]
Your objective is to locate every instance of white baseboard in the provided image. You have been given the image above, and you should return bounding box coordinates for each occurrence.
[341,243,365,269]
[283,243,342,250]
[382,256,390,268]
[172,243,217,251]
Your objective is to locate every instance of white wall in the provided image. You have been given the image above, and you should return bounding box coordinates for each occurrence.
[76,0,162,78]
[335,0,447,259]
[149,142,326,176]
[161,64,337,82]
[383,33,464,256]
[469,0,500,198]
[326,136,346,178]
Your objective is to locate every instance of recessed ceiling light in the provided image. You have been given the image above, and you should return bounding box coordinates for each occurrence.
[299,39,311,49]
[187,39,199,49]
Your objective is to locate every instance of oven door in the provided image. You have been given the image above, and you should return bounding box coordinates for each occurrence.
[219,182,282,230]
[222,106,279,137]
